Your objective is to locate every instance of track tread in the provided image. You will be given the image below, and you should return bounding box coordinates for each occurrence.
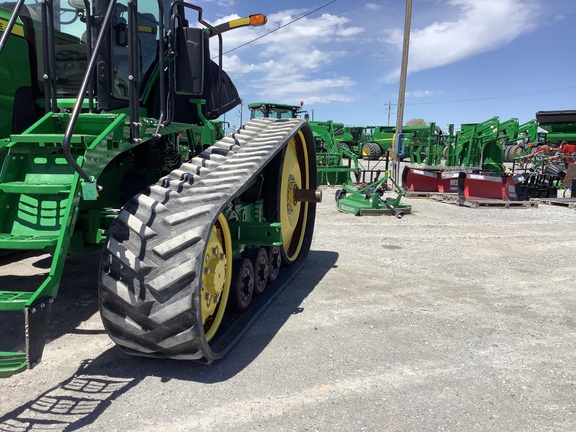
[99,118,315,362]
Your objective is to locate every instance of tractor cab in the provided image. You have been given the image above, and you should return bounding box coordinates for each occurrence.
[0,1,248,135]
[248,102,305,120]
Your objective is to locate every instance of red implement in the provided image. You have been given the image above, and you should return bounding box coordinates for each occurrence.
[401,166,439,192]
[458,172,504,200]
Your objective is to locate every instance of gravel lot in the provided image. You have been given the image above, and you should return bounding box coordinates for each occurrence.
[1,186,576,431]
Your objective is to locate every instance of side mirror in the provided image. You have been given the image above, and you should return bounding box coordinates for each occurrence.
[115,22,128,47]
[395,133,405,157]
[175,27,204,95]
[68,0,86,10]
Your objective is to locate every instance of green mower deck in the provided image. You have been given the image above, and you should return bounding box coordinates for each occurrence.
[335,175,412,217]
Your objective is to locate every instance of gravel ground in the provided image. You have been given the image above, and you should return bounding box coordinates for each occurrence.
[1,186,576,432]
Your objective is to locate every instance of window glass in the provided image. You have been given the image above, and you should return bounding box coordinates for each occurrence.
[24,2,88,97]
[112,1,159,98]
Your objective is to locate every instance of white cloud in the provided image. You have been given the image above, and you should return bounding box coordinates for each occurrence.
[211,9,364,105]
[365,3,383,10]
[383,0,540,82]
[406,90,434,98]
[246,76,357,105]
[202,0,236,6]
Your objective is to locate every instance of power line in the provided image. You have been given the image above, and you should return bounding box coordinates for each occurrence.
[221,0,337,56]
[406,85,576,106]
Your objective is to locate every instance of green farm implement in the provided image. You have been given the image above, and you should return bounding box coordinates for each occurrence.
[335,174,411,217]
[308,120,360,185]
[402,113,571,201]
[0,1,321,377]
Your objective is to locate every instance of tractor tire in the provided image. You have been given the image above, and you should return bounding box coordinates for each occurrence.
[509,145,522,161]
[504,146,512,163]
[361,142,382,160]
[335,189,347,202]
[337,142,351,158]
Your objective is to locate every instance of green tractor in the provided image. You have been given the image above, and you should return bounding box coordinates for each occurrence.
[334,125,383,159]
[0,1,321,377]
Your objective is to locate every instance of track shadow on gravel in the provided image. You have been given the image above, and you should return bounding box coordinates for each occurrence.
[0,250,338,432]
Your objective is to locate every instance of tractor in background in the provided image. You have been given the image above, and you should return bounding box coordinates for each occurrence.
[0,0,321,377]
[248,102,305,120]
[334,125,370,156]
[247,102,360,185]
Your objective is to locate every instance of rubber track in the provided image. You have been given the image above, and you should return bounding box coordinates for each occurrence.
[99,118,310,362]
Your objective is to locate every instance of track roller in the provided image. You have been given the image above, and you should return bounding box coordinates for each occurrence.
[266,246,281,283]
[247,247,270,296]
[229,258,255,312]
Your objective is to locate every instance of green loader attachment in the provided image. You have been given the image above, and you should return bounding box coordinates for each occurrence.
[309,120,360,185]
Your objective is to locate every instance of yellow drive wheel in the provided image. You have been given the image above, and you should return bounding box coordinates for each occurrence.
[279,131,310,264]
[201,214,232,342]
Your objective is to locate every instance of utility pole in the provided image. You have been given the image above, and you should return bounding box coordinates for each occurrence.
[386,102,395,126]
[239,100,243,126]
[391,0,413,183]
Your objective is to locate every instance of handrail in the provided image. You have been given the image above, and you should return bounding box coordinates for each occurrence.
[127,0,140,143]
[83,0,94,113]
[62,0,117,183]
[0,0,26,53]
[153,0,166,137]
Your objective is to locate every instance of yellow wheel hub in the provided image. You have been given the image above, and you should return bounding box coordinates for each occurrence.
[201,214,232,341]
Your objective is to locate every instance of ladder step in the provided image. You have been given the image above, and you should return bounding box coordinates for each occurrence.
[0,291,35,310]
[10,133,98,146]
[0,352,27,377]
[0,234,59,249]
[0,181,71,194]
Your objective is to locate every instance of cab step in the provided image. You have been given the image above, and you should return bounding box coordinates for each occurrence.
[0,352,27,378]
[0,233,60,250]
[0,291,36,310]
[0,181,72,194]
[0,296,53,377]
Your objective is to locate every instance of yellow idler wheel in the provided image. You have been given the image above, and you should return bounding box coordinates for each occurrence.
[280,131,310,264]
[201,214,232,342]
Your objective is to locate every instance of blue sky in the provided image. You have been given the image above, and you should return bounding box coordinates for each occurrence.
[195,0,576,133]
